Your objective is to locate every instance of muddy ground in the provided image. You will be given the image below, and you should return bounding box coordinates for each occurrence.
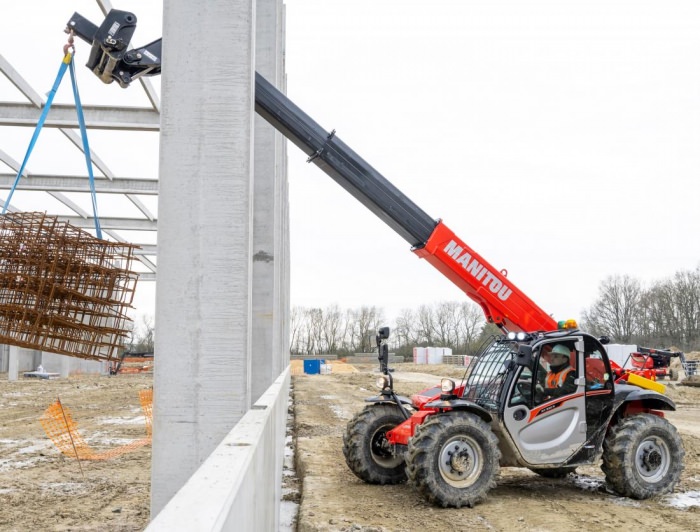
[0,364,699,531]
[0,374,152,531]
[293,362,700,532]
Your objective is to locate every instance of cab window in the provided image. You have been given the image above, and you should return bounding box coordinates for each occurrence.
[533,342,577,406]
[508,365,533,406]
[584,349,611,391]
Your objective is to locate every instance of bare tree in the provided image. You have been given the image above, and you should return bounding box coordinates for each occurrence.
[642,279,681,347]
[671,268,700,347]
[321,304,345,354]
[415,304,435,345]
[456,302,484,355]
[293,308,317,355]
[353,306,384,353]
[307,308,324,354]
[290,306,303,354]
[344,307,359,352]
[132,314,155,352]
[582,275,642,342]
[433,301,459,346]
[394,308,418,347]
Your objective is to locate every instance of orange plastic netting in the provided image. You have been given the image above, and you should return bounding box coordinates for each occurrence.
[40,389,152,461]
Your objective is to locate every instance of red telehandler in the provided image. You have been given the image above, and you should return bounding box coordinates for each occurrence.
[68,9,685,509]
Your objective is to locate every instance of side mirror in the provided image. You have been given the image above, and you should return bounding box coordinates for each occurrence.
[515,345,533,368]
[378,327,390,340]
[598,335,610,345]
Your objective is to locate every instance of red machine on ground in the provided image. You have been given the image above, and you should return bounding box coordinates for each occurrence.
[605,345,686,384]
[625,347,685,381]
[69,9,685,509]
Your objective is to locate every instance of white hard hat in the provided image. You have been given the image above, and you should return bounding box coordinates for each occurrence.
[551,344,570,357]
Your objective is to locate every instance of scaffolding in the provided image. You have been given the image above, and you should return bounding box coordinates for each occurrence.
[0,212,139,361]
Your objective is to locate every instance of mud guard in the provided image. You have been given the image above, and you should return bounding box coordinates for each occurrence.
[365,395,413,407]
[422,398,493,423]
[614,383,677,412]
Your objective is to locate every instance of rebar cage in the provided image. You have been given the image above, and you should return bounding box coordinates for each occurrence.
[0,212,140,361]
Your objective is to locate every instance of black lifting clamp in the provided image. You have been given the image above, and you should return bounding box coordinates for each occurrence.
[66,10,161,88]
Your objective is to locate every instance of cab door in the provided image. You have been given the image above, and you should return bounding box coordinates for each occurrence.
[502,339,587,465]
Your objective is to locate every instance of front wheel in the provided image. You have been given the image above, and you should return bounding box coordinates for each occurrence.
[602,414,684,499]
[406,412,500,508]
[343,404,407,484]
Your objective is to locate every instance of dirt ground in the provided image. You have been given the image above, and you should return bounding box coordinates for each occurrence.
[293,362,700,532]
[1,363,699,531]
[0,374,152,531]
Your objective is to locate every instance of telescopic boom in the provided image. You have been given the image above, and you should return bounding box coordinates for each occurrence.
[67,9,558,332]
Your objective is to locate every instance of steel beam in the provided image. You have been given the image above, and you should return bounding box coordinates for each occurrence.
[62,216,157,231]
[0,173,158,193]
[0,103,159,131]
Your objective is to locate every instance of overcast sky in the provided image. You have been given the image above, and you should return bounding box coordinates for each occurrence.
[1,1,699,327]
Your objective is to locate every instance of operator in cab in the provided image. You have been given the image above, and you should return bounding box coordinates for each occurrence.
[541,344,577,399]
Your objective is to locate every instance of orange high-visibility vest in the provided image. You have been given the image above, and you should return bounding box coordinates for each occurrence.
[547,367,573,389]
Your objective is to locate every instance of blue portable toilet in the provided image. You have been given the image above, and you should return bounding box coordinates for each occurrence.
[303,360,323,374]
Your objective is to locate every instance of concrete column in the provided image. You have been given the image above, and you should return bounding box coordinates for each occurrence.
[252,0,288,402]
[0,344,8,373]
[32,350,41,371]
[251,4,289,530]
[151,0,256,517]
[8,345,19,381]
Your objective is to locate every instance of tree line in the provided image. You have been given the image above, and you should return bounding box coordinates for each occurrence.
[292,265,700,357]
[291,301,499,358]
[581,267,700,351]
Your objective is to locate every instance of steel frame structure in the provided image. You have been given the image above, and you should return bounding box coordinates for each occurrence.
[0,0,159,281]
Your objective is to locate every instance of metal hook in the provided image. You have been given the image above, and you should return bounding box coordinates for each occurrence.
[63,30,75,56]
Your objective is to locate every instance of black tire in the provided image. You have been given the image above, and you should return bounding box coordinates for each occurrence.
[669,368,679,381]
[406,412,500,508]
[529,467,577,478]
[602,414,684,499]
[342,404,407,484]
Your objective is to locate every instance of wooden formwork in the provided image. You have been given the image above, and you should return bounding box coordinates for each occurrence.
[0,212,140,361]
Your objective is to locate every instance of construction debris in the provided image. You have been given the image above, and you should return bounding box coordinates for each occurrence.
[0,212,139,361]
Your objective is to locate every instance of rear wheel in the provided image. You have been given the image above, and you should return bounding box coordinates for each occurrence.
[602,414,684,499]
[343,404,407,484]
[669,368,679,381]
[529,467,577,478]
[406,412,500,508]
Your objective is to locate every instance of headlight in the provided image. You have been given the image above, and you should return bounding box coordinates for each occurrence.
[507,332,516,340]
[376,376,390,390]
[516,332,528,341]
[441,378,455,393]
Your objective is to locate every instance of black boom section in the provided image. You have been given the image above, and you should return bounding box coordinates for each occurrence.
[67,10,436,245]
[254,73,437,248]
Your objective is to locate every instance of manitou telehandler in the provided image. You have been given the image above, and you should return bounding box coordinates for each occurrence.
[67,9,685,508]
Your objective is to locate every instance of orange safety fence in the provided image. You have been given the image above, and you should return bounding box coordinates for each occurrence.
[119,357,154,374]
[40,388,153,461]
